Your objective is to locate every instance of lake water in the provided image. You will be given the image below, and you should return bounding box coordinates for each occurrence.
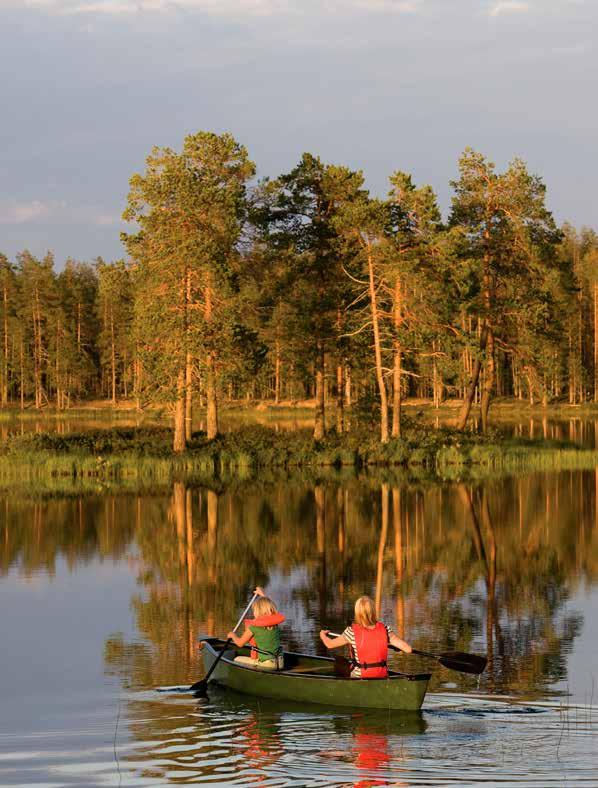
[1,470,598,786]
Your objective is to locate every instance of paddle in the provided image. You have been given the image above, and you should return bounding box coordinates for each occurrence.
[411,647,487,675]
[327,632,487,676]
[190,593,258,695]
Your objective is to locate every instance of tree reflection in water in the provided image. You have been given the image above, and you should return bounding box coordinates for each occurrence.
[2,468,598,781]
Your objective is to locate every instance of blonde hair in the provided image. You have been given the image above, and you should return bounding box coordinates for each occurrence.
[252,596,278,617]
[354,596,378,628]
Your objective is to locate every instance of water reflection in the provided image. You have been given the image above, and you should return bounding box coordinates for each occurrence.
[3,469,598,786]
[109,689,426,786]
[3,470,597,701]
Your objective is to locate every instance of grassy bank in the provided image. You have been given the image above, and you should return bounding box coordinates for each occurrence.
[2,423,598,491]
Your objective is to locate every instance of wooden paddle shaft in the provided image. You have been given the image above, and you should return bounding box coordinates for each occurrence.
[412,648,436,659]
[191,593,259,692]
[233,593,259,634]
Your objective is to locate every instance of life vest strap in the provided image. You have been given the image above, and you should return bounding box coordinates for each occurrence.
[247,644,283,658]
[351,659,387,670]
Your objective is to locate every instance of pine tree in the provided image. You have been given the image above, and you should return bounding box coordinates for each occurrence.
[57,260,99,399]
[96,259,133,406]
[449,150,561,430]
[17,251,59,409]
[257,154,364,438]
[123,131,255,450]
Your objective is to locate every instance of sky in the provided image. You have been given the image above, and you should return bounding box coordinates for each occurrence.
[0,0,596,264]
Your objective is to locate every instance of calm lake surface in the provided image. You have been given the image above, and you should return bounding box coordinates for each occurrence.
[1,466,598,785]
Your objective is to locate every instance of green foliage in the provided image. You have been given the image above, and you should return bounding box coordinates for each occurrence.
[122,131,256,406]
[0,141,597,438]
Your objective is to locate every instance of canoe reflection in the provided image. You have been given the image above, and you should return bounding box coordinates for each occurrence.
[333,712,426,787]
[218,688,426,786]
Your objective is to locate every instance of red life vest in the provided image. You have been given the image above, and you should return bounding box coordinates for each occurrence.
[351,622,388,679]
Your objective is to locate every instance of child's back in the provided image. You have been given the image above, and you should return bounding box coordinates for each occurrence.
[228,592,285,670]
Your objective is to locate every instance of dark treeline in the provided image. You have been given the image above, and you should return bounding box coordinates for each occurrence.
[2,131,598,449]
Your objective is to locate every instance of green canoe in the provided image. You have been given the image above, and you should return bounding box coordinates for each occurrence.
[200,637,431,711]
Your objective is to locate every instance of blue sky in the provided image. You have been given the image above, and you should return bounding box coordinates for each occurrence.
[1,0,596,264]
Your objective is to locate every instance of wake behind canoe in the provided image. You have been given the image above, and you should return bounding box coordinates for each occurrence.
[200,637,431,711]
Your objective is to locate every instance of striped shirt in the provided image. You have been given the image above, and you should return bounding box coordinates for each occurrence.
[342,624,391,678]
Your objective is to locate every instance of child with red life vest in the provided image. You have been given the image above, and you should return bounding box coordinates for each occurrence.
[320,595,412,678]
[227,587,285,670]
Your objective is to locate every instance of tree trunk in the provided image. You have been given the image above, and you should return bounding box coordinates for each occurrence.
[274,340,281,404]
[19,339,24,411]
[336,362,344,433]
[185,268,193,441]
[204,277,218,440]
[1,282,8,407]
[345,364,352,407]
[392,277,402,438]
[457,322,489,430]
[568,327,575,404]
[432,340,442,408]
[480,327,495,433]
[110,307,116,406]
[314,342,325,440]
[55,320,61,410]
[392,343,402,439]
[367,241,389,443]
[173,367,186,452]
[33,294,41,409]
[135,351,142,411]
[206,353,218,440]
[185,352,193,441]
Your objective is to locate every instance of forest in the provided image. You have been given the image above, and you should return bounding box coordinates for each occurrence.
[2,131,598,450]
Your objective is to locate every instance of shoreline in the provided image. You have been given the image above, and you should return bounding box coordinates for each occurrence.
[2,423,598,493]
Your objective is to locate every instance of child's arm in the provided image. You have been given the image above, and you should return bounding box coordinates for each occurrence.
[227,628,254,648]
[320,630,348,650]
[389,632,413,653]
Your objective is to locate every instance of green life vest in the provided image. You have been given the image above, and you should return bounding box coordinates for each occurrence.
[249,624,282,662]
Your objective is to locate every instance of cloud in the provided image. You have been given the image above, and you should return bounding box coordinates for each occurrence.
[488,1,530,16]
[0,200,50,224]
[18,0,424,16]
[0,200,119,226]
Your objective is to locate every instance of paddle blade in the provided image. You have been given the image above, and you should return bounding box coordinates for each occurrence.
[189,678,208,694]
[437,651,487,675]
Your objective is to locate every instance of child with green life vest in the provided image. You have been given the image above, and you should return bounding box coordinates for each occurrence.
[227,587,285,670]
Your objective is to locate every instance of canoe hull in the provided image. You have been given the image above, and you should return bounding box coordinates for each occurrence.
[200,638,430,711]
